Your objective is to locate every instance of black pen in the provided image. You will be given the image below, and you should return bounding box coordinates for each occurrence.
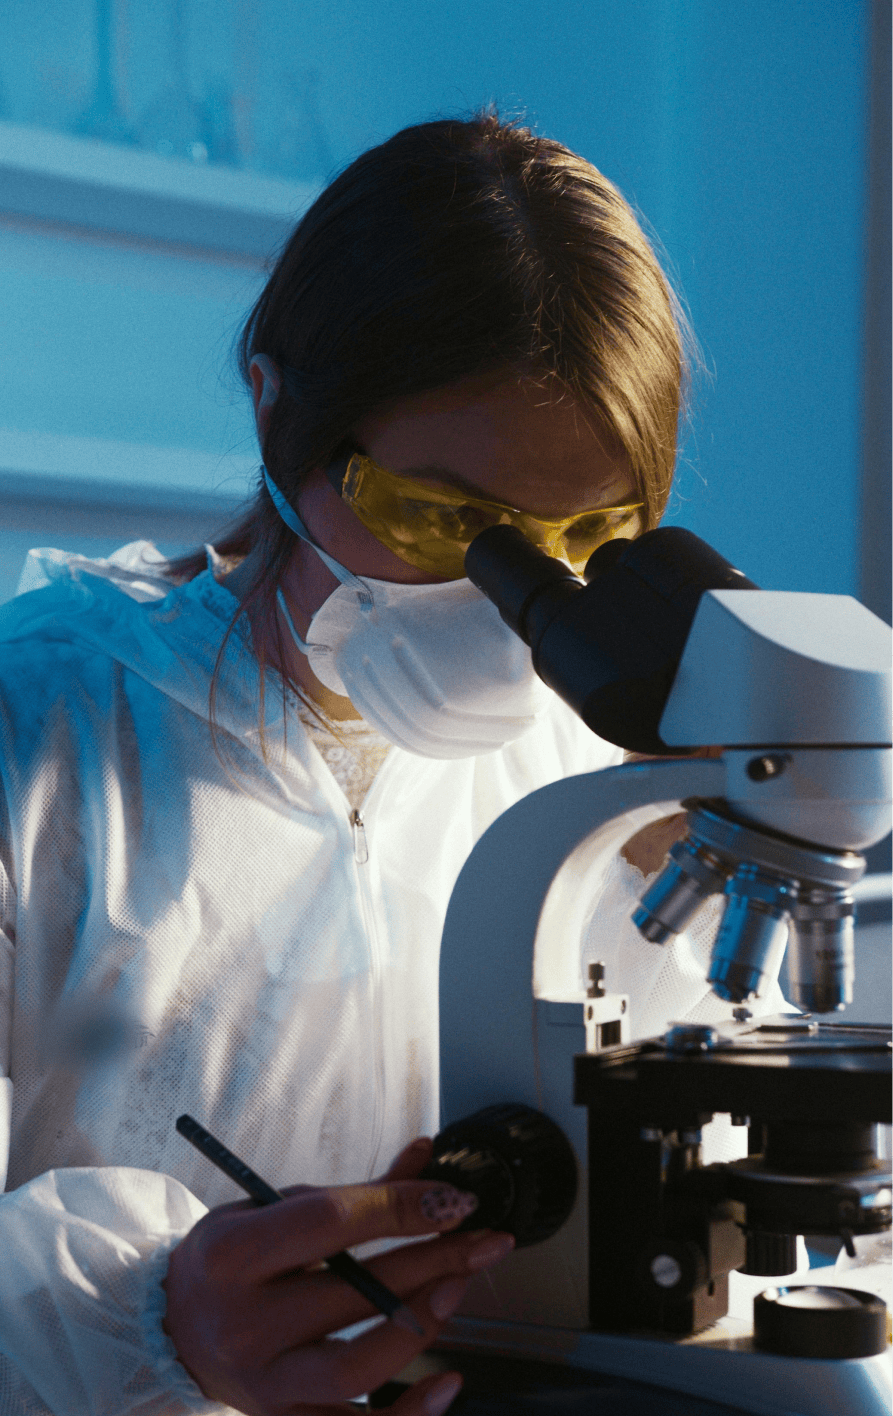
[175,1113,424,1337]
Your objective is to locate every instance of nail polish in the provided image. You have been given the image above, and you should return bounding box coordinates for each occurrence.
[420,1183,479,1225]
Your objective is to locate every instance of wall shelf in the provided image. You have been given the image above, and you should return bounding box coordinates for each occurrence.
[0,121,317,260]
[0,127,269,521]
[0,427,253,511]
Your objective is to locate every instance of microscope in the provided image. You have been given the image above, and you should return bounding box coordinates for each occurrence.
[409,527,892,1416]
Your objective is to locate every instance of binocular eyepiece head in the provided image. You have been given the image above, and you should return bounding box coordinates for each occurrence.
[465,524,757,754]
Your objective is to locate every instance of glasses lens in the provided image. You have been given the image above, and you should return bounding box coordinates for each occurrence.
[561,507,640,567]
[343,455,641,578]
[401,495,498,544]
[382,497,498,576]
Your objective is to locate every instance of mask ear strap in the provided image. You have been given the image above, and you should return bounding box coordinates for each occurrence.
[262,465,373,606]
[275,587,313,656]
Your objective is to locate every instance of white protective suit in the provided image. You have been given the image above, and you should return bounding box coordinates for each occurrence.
[0,543,786,1414]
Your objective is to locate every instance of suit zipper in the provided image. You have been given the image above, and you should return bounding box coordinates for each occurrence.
[351,809,369,864]
[350,806,385,1171]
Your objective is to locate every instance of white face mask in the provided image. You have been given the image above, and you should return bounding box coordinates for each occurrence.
[263,468,553,758]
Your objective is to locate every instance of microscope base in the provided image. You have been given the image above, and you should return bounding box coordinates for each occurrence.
[413,1313,891,1416]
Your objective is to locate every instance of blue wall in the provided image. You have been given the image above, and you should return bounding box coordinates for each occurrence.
[0,0,871,597]
[0,219,263,456]
[662,2,867,597]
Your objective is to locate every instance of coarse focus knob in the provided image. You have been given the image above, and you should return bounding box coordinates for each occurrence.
[754,1286,887,1359]
[740,1229,799,1277]
[419,1103,577,1248]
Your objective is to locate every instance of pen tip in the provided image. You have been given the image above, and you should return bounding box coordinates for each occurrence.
[391,1304,425,1338]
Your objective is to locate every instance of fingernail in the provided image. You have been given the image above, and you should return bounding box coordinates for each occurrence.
[467,1232,515,1271]
[420,1184,479,1225]
[429,1276,469,1320]
[425,1372,463,1416]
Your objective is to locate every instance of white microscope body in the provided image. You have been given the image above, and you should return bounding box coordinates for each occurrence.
[429,538,892,1416]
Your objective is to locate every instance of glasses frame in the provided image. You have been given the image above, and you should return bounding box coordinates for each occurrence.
[325,451,644,579]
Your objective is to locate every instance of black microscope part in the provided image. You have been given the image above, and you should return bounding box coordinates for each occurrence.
[754,1286,888,1360]
[464,524,758,754]
[574,1021,891,1335]
[419,1102,578,1248]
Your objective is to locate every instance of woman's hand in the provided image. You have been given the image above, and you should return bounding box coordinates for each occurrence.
[620,809,689,877]
[620,748,723,876]
[162,1137,513,1415]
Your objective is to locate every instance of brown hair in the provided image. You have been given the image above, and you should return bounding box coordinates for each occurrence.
[168,110,693,742]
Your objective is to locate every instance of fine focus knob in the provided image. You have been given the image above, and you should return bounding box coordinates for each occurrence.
[419,1103,577,1248]
[639,1239,708,1300]
[740,1228,799,1277]
[754,1286,888,1359]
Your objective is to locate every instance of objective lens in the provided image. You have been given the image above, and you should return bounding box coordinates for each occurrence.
[786,890,855,1013]
[707,865,794,1003]
[633,838,731,944]
[633,862,709,943]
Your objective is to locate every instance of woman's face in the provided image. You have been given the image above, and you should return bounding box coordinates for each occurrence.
[242,366,642,715]
[295,371,640,584]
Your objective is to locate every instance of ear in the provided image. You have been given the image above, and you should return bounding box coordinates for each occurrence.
[249,354,283,440]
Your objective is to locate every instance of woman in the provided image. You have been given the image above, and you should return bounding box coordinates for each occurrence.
[0,113,718,1414]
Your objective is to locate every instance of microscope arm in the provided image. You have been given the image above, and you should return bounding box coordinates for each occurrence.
[438,755,725,1128]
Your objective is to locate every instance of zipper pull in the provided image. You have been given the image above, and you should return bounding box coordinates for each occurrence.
[351,809,369,864]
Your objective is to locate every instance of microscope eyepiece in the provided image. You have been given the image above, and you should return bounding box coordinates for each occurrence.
[465,524,757,754]
[463,524,582,645]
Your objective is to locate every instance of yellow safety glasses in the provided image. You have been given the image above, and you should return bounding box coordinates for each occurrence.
[326,452,644,580]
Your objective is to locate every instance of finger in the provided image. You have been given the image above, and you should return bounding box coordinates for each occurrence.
[269,1183,318,1201]
[371,1228,515,1298]
[250,1371,463,1416]
[266,1272,472,1406]
[620,812,688,874]
[244,1229,515,1351]
[623,746,722,762]
[274,1372,464,1416]
[387,1371,464,1416]
[378,1136,434,1182]
[251,1137,433,1203]
[231,1178,481,1280]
